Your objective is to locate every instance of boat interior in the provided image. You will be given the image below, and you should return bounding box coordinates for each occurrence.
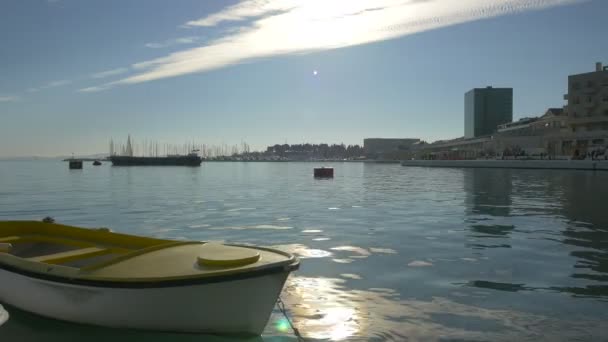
[0,221,178,270]
[0,221,296,280]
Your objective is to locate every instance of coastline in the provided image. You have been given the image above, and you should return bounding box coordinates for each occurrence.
[203,159,401,164]
[401,159,608,171]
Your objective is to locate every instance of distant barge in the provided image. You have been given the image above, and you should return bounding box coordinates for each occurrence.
[110,154,202,166]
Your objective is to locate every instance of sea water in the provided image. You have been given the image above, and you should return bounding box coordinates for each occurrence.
[0,160,607,341]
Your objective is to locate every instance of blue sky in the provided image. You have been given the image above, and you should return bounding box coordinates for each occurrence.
[0,0,606,157]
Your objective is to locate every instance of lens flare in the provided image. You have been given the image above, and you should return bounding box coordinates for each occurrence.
[275,318,291,332]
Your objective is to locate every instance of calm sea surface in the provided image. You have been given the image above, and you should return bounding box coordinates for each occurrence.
[1,160,607,341]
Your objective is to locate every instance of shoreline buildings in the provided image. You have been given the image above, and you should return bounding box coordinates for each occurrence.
[465,87,513,139]
[412,62,608,160]
[363,138,420,159]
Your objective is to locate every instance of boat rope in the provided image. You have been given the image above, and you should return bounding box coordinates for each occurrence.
[277,297,306,342]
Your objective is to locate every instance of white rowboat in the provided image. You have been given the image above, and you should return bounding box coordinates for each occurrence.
[0,221,299,335]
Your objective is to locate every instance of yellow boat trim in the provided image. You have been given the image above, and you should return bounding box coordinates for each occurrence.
[0,236,19,243]
[0,221,168,249]
[1,234,131,254]
[28,247,110,264]
[80,241,201,272]
[3,234,98,249]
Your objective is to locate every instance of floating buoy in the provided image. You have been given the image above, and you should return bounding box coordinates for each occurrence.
[314,167,334,178]
[69,160,83,169]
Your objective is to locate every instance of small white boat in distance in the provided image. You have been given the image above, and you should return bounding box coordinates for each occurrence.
[0,221,299,335]
[0,304,7,327]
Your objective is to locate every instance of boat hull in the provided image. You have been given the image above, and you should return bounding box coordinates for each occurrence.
[0,268,289,335]
[110,156,202,166]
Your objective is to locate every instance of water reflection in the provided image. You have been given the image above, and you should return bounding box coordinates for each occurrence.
[0,305,262,342]
[273,244,333,259]
[469,224,515,236]
[463,169,608,298]
[464,169,513,218]
[275,276,606,341]
[463,169,517,251]
[465,280,530,292]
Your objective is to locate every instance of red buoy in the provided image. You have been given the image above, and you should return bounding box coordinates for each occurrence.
[314,167,334,178]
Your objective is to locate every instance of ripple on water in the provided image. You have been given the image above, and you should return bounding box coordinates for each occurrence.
[369,247,397,254]
[273,244,332,258]
[340,273,363,280]
[208,224,292,230]
[187,224,210,229]
[330,246,371,256]
[269,276,607,341]
[461,257,478,262]
[301,229,323,233]
[408,260,434,267]
[253,224,292,230]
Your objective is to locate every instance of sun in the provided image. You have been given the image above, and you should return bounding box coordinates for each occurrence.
[313,70,318,76]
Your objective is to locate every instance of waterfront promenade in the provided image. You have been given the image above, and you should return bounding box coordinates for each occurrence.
[401,159,608,171]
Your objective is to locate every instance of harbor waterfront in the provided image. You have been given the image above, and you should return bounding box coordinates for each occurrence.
[0,160,607,340]
[401,159,608,171]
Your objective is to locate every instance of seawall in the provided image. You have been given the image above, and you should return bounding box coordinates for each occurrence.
[401,159,608,171]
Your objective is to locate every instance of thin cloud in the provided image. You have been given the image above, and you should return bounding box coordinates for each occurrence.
[0,96,19,102]
[25,80,71,94]
[91,67,128,79]
[46,80,71,87]
[78,85,112,93]
[89,0,585,90]
[145,36,200,49]
[184,0,294,27]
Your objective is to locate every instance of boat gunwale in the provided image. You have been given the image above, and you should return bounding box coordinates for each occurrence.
[0,256,299,288]
[0,221,169,250]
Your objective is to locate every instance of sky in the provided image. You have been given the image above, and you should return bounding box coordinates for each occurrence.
[1,0,607,157]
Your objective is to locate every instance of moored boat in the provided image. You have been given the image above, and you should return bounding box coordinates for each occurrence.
[0,221,299,335]
[110,151,202,166]
[0,304,7,326]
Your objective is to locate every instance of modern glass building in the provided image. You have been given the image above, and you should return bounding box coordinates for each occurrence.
[464,87,513,139]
